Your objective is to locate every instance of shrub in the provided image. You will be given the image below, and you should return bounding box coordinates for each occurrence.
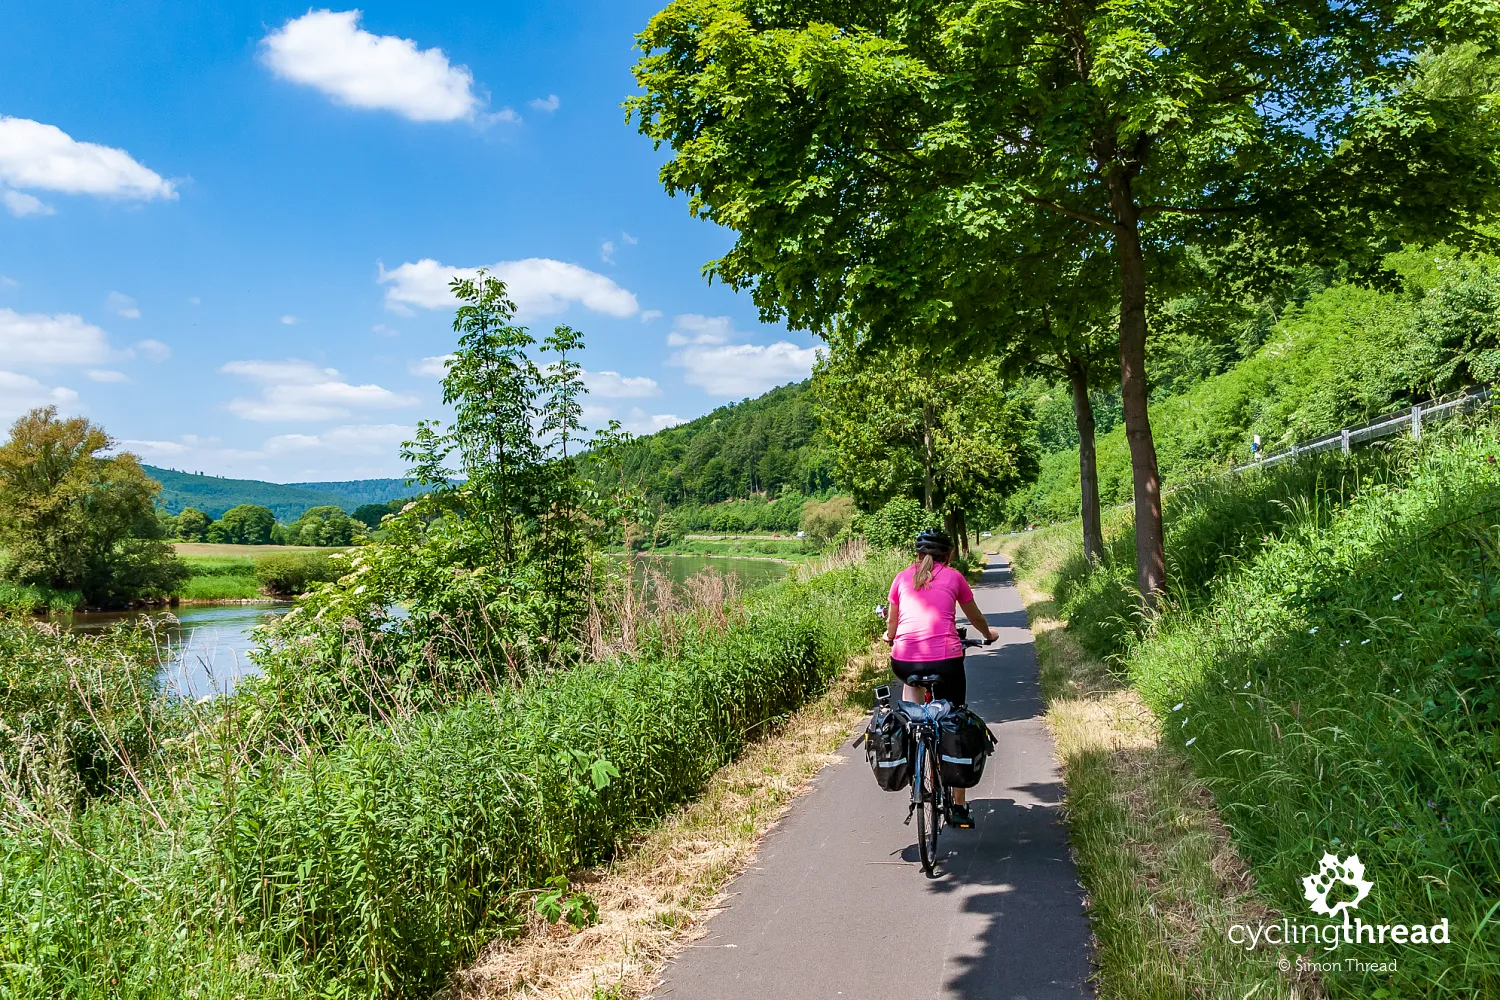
[255,552,342,597]
[799,495,858,544]
[858,496,939,550]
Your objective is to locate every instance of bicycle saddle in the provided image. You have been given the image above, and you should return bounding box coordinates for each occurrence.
[904,673,943,688]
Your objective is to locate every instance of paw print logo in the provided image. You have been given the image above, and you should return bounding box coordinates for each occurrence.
[1302,852,1373,916]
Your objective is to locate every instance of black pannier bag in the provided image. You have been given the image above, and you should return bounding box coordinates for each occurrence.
[937,707,997,788]
[865,702,911,791]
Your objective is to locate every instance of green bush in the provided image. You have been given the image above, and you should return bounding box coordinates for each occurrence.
[254,552,342,597]
[858,496,939,550]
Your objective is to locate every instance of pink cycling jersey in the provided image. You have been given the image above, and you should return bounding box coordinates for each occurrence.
[888,563,974,661]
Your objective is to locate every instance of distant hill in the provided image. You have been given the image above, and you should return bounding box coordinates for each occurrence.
[585,380,834,505]
[286,479,416,507]
[143,466,410,520]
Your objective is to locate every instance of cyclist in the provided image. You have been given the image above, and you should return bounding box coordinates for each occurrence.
[883,528,997,829]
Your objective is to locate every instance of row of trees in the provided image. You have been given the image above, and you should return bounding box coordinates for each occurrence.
[631,1,1500,604]
[163,503,365,547]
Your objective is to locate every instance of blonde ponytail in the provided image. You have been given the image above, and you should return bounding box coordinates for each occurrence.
[913,554,935,589]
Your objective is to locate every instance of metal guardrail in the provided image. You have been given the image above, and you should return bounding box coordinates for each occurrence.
[1230,386,1493,474]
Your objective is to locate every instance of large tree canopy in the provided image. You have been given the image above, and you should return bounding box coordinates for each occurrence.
[631,0,1500,600]
[0,407,186,607]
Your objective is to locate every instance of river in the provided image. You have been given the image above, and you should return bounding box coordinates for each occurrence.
[60,555,790,696]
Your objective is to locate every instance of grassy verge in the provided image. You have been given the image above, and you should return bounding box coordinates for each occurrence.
[1002,532,1323,999]
[638,537,814,560]
[1003,415,1500,998]
[451,642,890,999]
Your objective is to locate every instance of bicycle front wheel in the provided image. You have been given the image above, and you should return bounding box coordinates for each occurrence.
[915,740,940,876]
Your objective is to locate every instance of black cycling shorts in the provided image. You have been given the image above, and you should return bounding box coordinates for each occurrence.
[890,655,966,706]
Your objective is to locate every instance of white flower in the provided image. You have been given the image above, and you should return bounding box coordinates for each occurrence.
[1308,627,1318,634]
[1181,717,1190,728]
[1393,593,1403,601]
[1361,639,1372,645]
[1242,681,1252,689]
[1172,702,1184,712]
[1185,737,1197,746]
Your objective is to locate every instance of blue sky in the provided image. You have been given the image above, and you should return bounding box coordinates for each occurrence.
[0,3,820,482]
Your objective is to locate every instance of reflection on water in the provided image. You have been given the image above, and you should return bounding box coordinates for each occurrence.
[63,603,292,698]
[629,554,791,592]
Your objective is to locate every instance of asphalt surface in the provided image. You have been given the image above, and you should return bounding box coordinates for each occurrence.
[652,553,1094,1000]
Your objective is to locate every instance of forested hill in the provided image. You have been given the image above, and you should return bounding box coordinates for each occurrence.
[589,380,835,505]
[143,466,409,520]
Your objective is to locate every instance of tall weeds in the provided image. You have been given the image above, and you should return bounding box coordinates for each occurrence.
[0,552,900,999]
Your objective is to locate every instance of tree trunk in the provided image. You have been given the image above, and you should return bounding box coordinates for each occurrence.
[1067,355,1105,567]
[1107,170,1166,605]
[921,402,936,511]
[955,508,970,556]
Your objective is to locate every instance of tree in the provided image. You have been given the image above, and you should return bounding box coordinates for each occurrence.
[208,504,276,545]
[631,0,1500,601]
[0,407,186,606]
[813,341,1037,546]
[285,505,361,547]
[175,507,211,542]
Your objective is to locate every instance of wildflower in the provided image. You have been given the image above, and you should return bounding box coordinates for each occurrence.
[1309,626,1318,634]
[1182,717,1190,728]
[1393,593,1403,601]
[1361,638,1372,645]
[1340,640,1349,647]
[1185,737,1197,746]
[1172,702,1184,712]
[1243,680,1252,689]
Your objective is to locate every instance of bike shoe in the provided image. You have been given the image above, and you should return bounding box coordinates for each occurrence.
[948,803,975,829]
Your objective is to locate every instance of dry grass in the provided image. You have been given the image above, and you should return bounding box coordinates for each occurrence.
[447,642,889,1000]
[1002,544,1326,1000]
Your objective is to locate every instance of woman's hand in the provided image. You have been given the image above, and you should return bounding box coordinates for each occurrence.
[981,626,999,643]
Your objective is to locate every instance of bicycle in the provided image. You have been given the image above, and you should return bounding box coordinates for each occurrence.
[875,623,991,876]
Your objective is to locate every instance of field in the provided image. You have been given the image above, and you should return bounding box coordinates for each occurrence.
[175,542,350,557]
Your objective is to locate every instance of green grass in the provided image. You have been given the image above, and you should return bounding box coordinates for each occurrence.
[1012,417,1500,997]
[0,551,900,999]
[640,537,814,560]
[176,556,264,600]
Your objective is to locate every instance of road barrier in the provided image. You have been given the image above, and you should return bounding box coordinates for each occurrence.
[1232,386,1493,474]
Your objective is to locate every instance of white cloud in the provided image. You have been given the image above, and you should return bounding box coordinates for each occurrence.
[0,370,78,422]
[529,94,560,113]
[640,309,663,323]
[261,10,481,122]
[133,338,171,362]
[600,240,616,264]
[672,341,821,397]
[666,314,733,346]
[664,314,820,398]
[262,422,413,456]
[372,323,399,337]
[379,258,639,319]
[3,190,53,216]
[280,314,300,325]
[0,276,18,289]
[0,116,175,200]
[221,358,420,422]
[118,438,191,458]
[0,308,111,365]
[410,354,454,377]
[583,369,659,398]
[87,369,129,383]
[621,231,638,246]
[581,405,681,437]
[187,296,201,305]
[107,291,140,319]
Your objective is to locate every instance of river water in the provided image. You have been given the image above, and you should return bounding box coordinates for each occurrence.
[60,555,790,696]
[62,602,292,698]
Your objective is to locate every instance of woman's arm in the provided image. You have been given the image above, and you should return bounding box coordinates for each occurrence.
[959,598,998,642]
[885,597,899,645]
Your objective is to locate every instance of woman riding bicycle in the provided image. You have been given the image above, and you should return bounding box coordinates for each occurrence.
[883,527,997,828]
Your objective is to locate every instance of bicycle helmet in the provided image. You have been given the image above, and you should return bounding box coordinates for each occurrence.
[914,528,953,557]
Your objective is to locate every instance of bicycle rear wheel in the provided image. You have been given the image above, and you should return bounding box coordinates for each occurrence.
[915,740,940,876]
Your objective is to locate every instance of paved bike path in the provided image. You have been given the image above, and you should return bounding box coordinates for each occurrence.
[652,554,1094,999]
